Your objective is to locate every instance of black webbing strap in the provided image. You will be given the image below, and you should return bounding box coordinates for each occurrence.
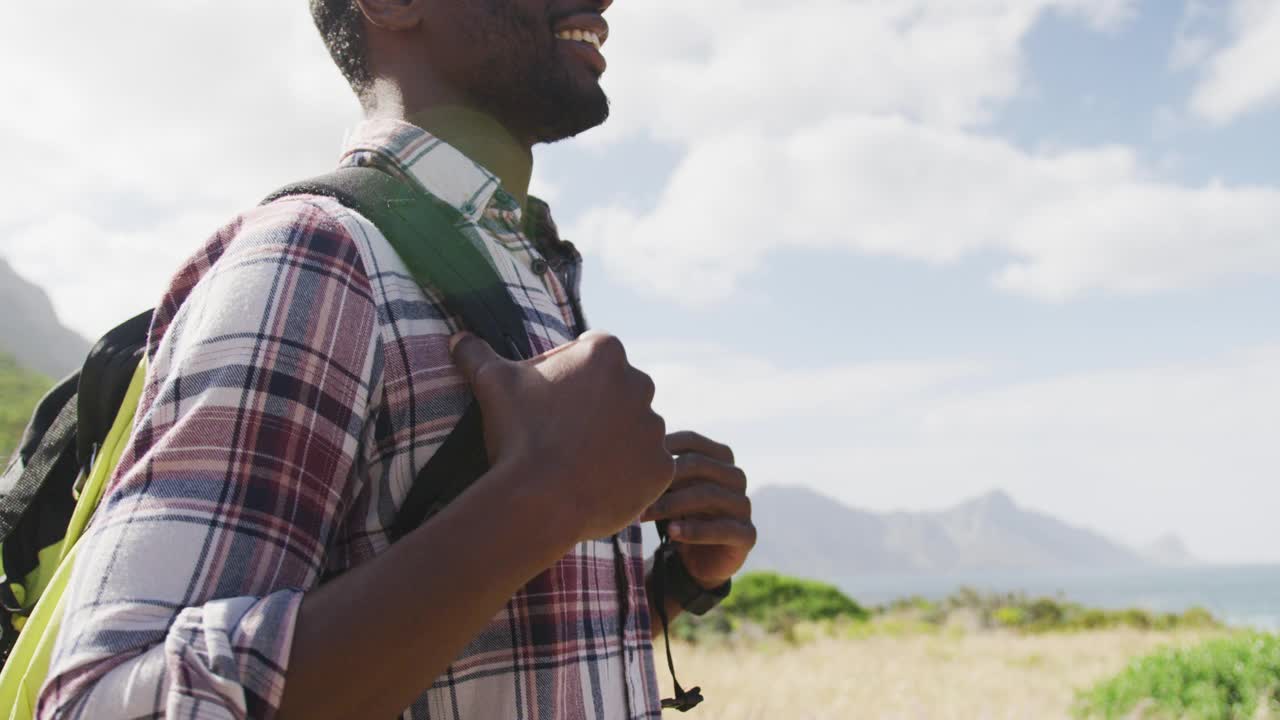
[76,309,153,470]
[264,167,533,541]
[654,527,704,712]
[0,379,79,546]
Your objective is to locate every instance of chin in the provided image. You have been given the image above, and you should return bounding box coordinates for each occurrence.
[534,89,610,144]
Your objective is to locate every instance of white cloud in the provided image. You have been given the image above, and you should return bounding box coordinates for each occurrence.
[1,212,227,338]
[641,342,1280,564]
[0,1,360,339]
[574,115,1280,304]
[569,0,1280,306]
[1188,0,1280,124]
[594,0,1135,144]
[1169,0,1218,71]
[633,340,981,427]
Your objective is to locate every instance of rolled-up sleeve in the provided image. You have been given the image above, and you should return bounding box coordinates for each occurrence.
[37,198,381,719]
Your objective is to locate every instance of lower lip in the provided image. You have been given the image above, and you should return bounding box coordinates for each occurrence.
[557,39,607,75]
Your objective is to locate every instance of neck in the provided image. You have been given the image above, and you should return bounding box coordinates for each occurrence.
[364,80,533,209]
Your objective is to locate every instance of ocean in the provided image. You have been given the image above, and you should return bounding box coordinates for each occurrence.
[834,564,1280,630]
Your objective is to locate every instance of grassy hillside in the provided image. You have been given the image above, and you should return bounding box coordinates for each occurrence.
[1,351,53,461]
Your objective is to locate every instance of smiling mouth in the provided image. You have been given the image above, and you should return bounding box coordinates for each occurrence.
[554,28,603,51]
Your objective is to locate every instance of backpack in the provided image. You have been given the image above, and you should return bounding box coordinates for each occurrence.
[0,166,534,716]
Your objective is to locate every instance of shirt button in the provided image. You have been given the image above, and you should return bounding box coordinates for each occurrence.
[530,258,550,275]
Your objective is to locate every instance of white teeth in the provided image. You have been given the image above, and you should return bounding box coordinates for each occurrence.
[555,29,603,50]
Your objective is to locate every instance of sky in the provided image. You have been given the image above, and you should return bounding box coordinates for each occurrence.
[1,0,1278,563]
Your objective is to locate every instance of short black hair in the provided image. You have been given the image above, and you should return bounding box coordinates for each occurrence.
[310,0,370,94]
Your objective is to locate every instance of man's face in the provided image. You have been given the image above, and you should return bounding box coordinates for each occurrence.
[426,0,612,144]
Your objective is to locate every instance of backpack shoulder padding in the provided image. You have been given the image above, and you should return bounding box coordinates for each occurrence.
[76,310,152,471]
[265,167,532,542]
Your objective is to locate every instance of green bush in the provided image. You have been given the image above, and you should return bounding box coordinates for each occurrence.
[721,571,868,625]
[672,571,868,644]
[994,606,1026,627]
[1076,633,1280,719]
[937,588,1221,634]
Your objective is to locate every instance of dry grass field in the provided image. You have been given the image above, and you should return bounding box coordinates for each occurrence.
[657,629,1225,720]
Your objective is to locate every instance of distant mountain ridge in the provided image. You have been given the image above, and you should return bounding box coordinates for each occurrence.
[1141,533,1196,566]
[742,486,1185,579]
[0,258,91,377]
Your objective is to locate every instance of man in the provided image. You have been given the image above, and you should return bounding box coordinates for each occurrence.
[38,0,756,718]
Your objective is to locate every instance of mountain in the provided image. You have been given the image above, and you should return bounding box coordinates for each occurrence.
[1141,533,1197,566]
[742,486,1147,578]
[0,258,91,377]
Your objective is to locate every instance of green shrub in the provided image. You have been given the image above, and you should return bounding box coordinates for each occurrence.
[672,571,868,644]
[994,606,1026,627]
[1076,633,1280,719]
[1180,607,1221,630]
[938,588,1221,634]
[721,572,868,625]
[1074,608,1113,631]
[884,595,938,614]
[1026,597,1069,631]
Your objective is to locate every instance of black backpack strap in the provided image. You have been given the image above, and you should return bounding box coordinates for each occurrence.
[0,377,79,547]
[76,309,153,470]
[264,167,533,541]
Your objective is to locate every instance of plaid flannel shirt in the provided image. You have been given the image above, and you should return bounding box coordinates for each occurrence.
[38,119,662,719]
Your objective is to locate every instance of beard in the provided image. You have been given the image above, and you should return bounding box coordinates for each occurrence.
[458,2,611,144]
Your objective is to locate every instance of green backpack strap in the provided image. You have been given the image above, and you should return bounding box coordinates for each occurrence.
[264,167,533,540]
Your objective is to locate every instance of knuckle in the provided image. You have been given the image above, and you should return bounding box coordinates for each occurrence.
[684,430,710,446]
[687,452,712,476]
[655,452,676,482]
[667,429,693,445]
[746,523,758,548]
[741,494,753,517]
[673,452,694,475]
[633,369,657,402]
[470,358,514,389]
[649,410,668,438]
[675,452,708,481]
[690,483,715,504]
[587,332,626,361]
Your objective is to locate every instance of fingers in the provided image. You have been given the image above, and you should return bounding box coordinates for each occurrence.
[449,332,508,387]
[668,517,757,549]
[642,483,751,522]
[669,451,747,493]
[666,430,734,464]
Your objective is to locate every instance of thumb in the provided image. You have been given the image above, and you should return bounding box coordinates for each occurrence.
[449,332,507,389]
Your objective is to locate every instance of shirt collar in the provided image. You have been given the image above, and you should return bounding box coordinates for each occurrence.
[339,118,501,223]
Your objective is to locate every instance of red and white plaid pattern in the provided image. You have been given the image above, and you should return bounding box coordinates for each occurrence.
[38,119,661,719]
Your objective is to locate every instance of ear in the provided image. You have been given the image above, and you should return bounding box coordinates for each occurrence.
[355,0,426,31]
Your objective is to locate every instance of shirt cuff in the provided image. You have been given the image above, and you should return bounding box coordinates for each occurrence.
[164,589,304,719]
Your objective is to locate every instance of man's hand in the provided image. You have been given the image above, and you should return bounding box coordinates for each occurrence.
[450,330,674,543]
[284,331,673,720]
[642,431,756,588]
